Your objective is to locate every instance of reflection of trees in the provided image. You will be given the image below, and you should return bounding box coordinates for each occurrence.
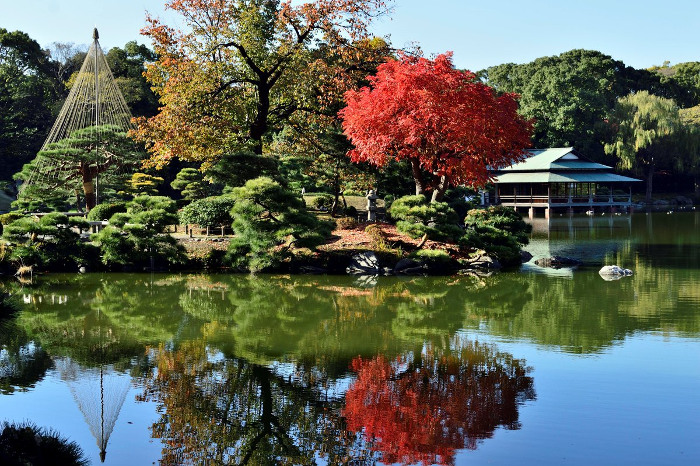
[0,326,53,395]
[344,339,535,466]
[139,341,374,465]
[11,274,192,369]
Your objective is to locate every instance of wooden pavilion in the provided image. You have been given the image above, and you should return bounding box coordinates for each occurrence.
[492,148,641,218]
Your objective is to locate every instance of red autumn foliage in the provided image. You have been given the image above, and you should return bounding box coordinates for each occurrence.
[343,347,535,465]
[340,53,532,200]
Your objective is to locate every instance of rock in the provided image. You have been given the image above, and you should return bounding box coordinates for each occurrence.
[653,199,670,207]
[394,258,427,275]
[346,251,381,275]
[520,250,533,263]
[599,265,633,280]
[299,265,327,275]
[78,266,87,274]
[461,252,502,271]
[534,256,582,269]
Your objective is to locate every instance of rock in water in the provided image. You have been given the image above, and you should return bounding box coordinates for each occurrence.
[534,256,581,269]
[346,252,381,275]
[599,265,633,280]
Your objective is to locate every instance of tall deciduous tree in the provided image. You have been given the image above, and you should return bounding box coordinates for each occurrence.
[133,0,391,169]
[340,53,532,202]
[605,91,683,203]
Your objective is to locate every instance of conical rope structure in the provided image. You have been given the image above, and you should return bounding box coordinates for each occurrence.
[19,28,136,209]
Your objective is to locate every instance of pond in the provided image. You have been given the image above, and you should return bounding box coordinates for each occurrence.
[1,212,699,465]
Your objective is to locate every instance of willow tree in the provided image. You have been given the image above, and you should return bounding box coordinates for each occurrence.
[133,0,391,169]
[605,91,684,203]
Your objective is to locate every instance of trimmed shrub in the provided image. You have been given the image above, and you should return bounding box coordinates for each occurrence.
[460,206,532,266]
[92,195,184,269]
[310,194,334,211]
[227,177,334,272]
[389,195,462,244]
[87,202,127,221]
[335,216,358,230]
[2,213,95,271]
[179,196,236,229]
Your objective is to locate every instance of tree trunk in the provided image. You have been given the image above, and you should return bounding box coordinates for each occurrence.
[411,160,426,195]
[645,163,654,204]
[83,180,96,211]
[431,175,450,203]
[249,83,270,155]
[416,233,429,249]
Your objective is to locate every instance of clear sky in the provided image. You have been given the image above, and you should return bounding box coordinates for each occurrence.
[2,0,698,71]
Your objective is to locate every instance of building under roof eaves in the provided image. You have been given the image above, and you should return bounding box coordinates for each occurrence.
[492,147,640,217]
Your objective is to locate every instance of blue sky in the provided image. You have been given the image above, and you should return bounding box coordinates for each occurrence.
[2,0,698,71]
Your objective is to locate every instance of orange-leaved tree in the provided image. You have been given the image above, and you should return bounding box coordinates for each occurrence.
[133,0,391,170]
[340,53,532,202]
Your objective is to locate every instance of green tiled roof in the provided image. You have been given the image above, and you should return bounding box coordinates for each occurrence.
[494,172,641,184]
[499,147,612,172]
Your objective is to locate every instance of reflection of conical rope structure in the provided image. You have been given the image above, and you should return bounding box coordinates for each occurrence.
[54,306,131,462]
[20,28,134,204]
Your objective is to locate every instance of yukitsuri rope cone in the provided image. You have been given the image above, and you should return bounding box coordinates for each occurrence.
[19,28,136,210]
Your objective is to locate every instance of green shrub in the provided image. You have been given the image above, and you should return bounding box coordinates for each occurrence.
[310,194,334,211]
[344,205,358,218]
[179,196,236,229]
[92,195,184,269]
[2,213,94,271]
[87,202,127,221]
[389,195,462,244]
[364,224,390,250]
[171,168,211,200]
[460,206,532,266]
[227,177,334,272]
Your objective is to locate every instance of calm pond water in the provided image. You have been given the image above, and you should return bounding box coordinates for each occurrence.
[1,212,699,465]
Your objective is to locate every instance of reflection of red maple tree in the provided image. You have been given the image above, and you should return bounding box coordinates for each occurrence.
[343,344,535,465]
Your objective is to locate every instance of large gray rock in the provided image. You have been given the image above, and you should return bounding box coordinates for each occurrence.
[346,252,381,275]
[599,265,633,280]
[534,256,582,269]
[394,258,427,275]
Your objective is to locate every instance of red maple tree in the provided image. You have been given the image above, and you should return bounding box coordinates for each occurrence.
[340,53,532,201]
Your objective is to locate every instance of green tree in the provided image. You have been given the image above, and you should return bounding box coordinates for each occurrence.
[179,196,236,233]
[605,91,684,202]
[0,29,61,182]
[126,172,164,196]
[227,177,333,272]
[15,125,143,211]
[679,105,700,195]
[484,50,659,163]
[389,195,462,248]
[170,168,210,200]
[105,41,159,117]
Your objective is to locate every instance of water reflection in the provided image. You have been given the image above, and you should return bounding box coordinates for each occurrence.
[0,214,698,464]
[344,339,535,465]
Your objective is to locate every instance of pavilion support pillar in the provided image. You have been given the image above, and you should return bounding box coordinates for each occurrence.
[528,207,534,219]
[545,207,550,219]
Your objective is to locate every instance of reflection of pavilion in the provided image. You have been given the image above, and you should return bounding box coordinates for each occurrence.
[55,357,130,462]
[523,215,634,272]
